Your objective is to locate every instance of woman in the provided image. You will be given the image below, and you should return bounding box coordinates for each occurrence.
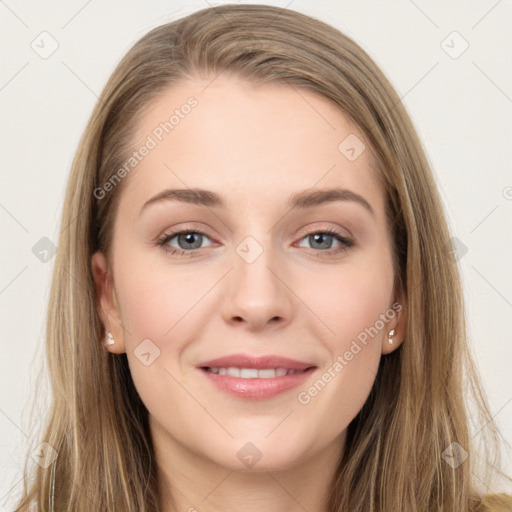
[14,4,512,511]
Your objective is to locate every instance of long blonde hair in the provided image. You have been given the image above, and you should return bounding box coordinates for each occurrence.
[14,4,512,511]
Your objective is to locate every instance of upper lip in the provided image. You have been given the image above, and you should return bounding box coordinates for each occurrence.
[197,354,317,371]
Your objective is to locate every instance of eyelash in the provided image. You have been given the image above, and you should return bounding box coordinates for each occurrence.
[156,226,355,258]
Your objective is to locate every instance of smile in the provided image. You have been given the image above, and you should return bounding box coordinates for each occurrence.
[199,366,316,400]
[204,367,307,378]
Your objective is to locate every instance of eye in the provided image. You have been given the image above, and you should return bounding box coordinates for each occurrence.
[157,229,213,256]
[296,228,354,257]
[156,226,355,258]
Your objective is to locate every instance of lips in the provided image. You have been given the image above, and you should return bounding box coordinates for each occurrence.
[197,353,317,400]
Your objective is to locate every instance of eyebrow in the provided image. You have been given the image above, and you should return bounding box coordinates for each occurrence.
[139,187,374,216]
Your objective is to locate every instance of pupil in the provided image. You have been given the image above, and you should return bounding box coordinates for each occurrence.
[311,233,332,249]
[179,233,202,249]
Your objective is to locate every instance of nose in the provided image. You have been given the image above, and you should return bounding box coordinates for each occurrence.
[221,238,294,332]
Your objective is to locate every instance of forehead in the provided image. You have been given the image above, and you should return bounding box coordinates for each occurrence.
[119,74,386,217]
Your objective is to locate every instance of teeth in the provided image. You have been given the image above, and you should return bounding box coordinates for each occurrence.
[226,367,240,377]
[259,368,279,378]
[240,368,258,378]
[207,367,305,378]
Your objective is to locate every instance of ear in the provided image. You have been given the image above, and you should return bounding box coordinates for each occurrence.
[91,251,126,354]
[382,286,407,355]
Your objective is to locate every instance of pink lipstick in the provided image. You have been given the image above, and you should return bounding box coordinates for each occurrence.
[197,354,317,400]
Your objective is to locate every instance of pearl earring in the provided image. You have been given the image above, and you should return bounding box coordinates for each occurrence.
[105,332,115,346]
[388,329,396,345]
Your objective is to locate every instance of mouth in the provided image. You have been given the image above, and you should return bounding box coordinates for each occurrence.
[196,354,317,400]
[201,366,311,377]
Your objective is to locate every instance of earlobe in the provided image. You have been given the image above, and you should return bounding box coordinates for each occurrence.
[91,251,126,353]
[383,297,407,354]
[383,324,402,355]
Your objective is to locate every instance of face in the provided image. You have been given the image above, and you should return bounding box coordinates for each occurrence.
[92,74,406,473]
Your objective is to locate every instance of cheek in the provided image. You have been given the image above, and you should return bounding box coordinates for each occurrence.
[112,253,215,403]
[293,258,393,411]
[299,256,394,348]
[113,260,204,426]
[114,255,207,345]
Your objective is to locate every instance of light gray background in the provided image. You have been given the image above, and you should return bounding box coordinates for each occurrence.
[1,0,511,507]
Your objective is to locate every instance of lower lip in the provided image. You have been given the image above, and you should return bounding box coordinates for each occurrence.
[199,367,316,400]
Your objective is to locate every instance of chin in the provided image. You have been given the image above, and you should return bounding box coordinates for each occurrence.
[204,435,311,473]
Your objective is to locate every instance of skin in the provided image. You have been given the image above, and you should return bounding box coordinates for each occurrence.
[92,74,406,512]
